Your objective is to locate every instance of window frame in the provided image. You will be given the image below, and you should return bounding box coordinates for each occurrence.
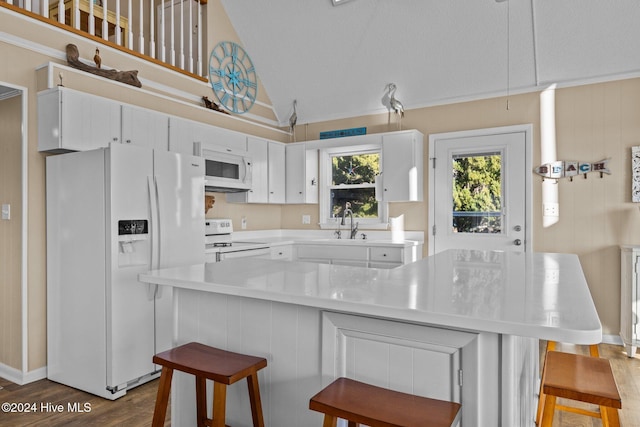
[318,143,388,230]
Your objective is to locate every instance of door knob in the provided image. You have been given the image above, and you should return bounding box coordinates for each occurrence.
[514,239,522,246]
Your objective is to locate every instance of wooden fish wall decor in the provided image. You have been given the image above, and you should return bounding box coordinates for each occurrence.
[533,159,610,181]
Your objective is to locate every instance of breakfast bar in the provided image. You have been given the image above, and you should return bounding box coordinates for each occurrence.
[139,249,602,427]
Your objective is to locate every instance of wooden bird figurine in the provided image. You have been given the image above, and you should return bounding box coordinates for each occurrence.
[289,99,297,141]
[93,48,101,69]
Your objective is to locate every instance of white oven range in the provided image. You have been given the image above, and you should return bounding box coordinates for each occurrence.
[205,218,270,262]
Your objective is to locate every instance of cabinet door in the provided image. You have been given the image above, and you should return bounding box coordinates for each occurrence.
[121,105,169,150]
[379,131,423,202]
[286,144,318,204]
[247,137,269,203]
[168,116,197,155]
[268,141,286,203]
[60,89,121,151]
[285,144,305,203]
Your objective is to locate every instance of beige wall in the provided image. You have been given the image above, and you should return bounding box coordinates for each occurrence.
[0,95,23,370]
[1,3,638,376]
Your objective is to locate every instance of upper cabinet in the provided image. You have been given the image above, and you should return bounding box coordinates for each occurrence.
[285,143,318,204]
[169,116,247,156]
[38,87,121,152]
[121,105,169,150]
[268,141,286,203]
[377,130,424,202]
[227,138,285,204]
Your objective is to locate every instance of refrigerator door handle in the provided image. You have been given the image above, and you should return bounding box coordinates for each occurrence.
[147,176,160,270]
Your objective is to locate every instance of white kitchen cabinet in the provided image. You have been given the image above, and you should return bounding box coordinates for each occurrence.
[121,105,169,150]
[620,245,640,357]
[377,130,424,202]
[268,141,286,203]
[38,87,121,152]
[268,245,293,261]
[286,143,318,204]
[227,138,285,204]
[168,116,248,156]
[294,242,418,269]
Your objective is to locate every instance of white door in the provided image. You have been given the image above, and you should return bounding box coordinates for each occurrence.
[429,125,531,255]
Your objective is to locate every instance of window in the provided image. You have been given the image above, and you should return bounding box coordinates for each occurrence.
[452,152,502,234]
[319,144,387,228]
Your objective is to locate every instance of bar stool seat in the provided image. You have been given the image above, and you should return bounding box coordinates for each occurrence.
[309,377,461,427]
[538,351,621,427]
[151,342,267,427]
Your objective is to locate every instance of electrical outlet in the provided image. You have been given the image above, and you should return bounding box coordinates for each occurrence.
[1,204,9,220]
[302,215,311,224]
[543,203,559,217]
[241,216,247,229]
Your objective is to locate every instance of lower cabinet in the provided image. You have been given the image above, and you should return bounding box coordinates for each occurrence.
[295,243,411,268]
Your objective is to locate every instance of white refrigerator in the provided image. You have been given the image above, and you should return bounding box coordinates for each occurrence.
[46,143,204,399]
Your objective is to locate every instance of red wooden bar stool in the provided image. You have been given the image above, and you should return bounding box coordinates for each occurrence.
[151,342,267,427]
[538,351,622,427]
[309,377,461,427]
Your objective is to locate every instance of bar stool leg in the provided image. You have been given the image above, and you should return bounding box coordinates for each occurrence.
[246,373,265,427]
[195,376,207,427]
[601,405,621,427]
[322,414,337,427]
[540,394,556,427]
[152,366,174,427]
[536,340,555,426]
[212,382,227,427]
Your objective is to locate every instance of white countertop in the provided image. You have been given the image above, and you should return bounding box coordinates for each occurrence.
[139,249,602,344]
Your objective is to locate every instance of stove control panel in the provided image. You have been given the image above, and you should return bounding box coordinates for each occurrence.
[205,218,233,235]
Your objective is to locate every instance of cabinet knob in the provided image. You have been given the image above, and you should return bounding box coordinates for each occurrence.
[126,139,132,144]
[113,137,118,141]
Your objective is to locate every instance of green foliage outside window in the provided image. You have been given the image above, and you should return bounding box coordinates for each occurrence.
[331,153,380,219]
[452,154,502,233]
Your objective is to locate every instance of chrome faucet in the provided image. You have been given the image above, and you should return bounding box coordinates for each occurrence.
[341,202,359,239]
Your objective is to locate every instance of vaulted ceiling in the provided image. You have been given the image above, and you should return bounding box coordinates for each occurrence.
[219,0,640,127]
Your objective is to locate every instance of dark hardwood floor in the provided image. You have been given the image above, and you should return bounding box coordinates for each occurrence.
[0,343,637,426]
[0,376,168,427]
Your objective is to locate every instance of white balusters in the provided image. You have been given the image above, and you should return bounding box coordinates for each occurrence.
[101,0,108,43]
[179,0,184,70]
[150,0,156,58]
[57,0,64,24]
[14,0,206,77]
[134,0,141,54]
[73,0,79,30]
[89,0,95,36]
[169,0,175,66]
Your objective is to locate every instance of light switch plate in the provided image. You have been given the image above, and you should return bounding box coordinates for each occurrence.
[1,204,9,220]
[302,215,311,224]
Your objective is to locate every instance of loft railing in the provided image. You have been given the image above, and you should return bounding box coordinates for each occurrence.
[2,0,206,78]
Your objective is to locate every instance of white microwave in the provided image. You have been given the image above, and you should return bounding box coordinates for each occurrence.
[196,144,252,192]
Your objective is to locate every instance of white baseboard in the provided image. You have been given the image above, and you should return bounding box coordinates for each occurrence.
[0,363,46,385]
[602,334,623,346]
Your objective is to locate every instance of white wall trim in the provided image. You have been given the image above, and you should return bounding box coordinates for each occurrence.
[0,362,46,386]
[0,81,29,380]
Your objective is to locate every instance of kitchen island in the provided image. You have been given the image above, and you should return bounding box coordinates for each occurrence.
[139,249,601,427]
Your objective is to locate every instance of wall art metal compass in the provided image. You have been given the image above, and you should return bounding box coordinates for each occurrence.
[208,41,257,114]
